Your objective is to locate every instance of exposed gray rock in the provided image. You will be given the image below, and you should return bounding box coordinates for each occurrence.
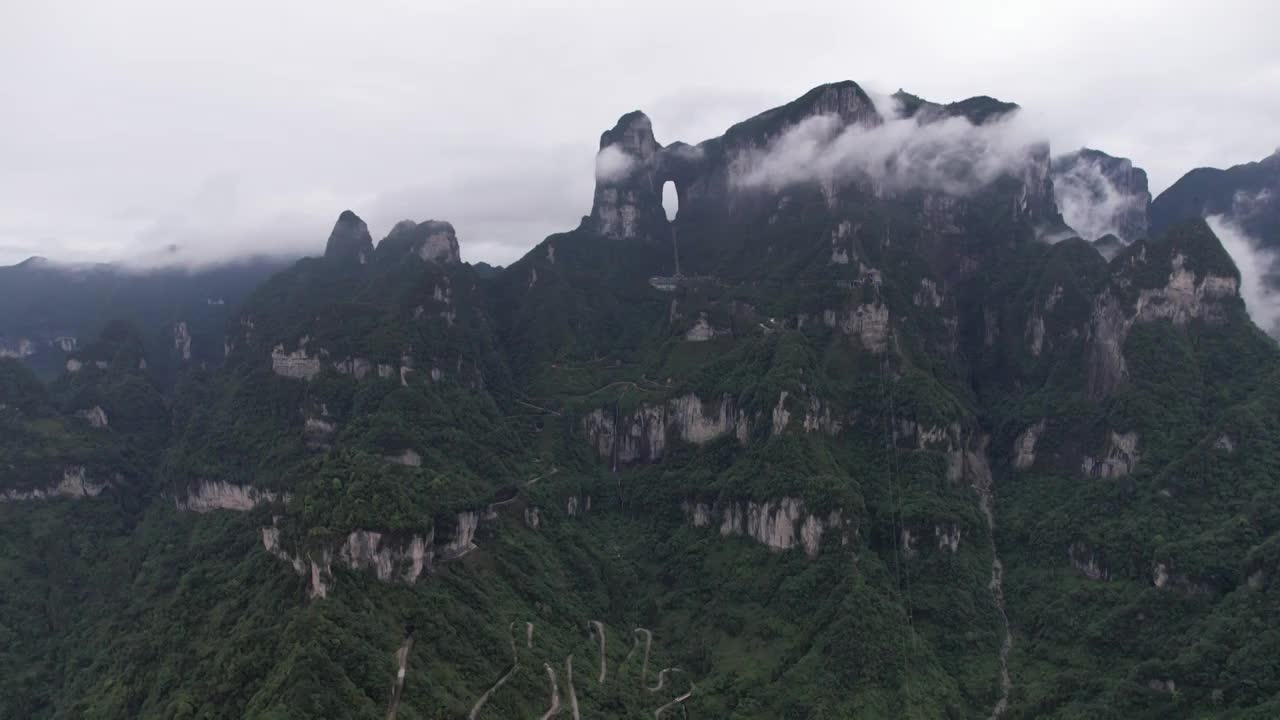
[1052,149,1151,244]
[1012,420,1045,470]
[935,524,962,553]
[324,210,375,264]
[1068,543,1110,580]
[173,321,192,361]
[76,405,109,428]
[822,302,889,352]
[1082,431,1139,479]
[1087,250,1239,398]
[271,339,321,381]
[262,509,482,599]
[0,337,36,359]
[682,497,850,558]
[384,220,462,264]
[385,449,422,467]
[1,466,107,501]
[175,480,288,512]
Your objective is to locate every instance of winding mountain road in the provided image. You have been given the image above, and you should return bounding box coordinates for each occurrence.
[653,677,695,720]
[647,667,681,693]
[538,663,562,719]
[565,655,581,720]
[385,635,413,720]
[468,622,522,720]
[655,671,696,717]
[633,628,652,683]
[589,621,607,684]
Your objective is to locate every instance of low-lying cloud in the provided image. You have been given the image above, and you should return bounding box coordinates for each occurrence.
[595,145,635,183]
[731,103,1043,197]
[1052,155,1149,243]
[1206,213,1280,337]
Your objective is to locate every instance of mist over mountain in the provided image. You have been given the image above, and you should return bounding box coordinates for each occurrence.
[3,78,1280,720]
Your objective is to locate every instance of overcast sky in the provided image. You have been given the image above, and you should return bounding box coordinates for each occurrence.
[2,1,1277,267]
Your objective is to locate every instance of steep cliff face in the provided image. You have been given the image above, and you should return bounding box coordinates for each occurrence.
[260,510,482,598]
[681,497,851,558]
[582,391,849,464]
[324,210,375,264]
[582,394,748,464]
[1151,149,1280,242]
[1052,148,1151,244]
[0,466,108,501]
[12,79,1280,720]
[1086,220,1242,399]
[377,220,462,264]
[174,480,289,512]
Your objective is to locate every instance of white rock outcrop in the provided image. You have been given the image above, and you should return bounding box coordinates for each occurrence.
[261,510,480,599]
[385,449,422,467]
[438,511,479,560]
[175,480,288,512]
[684,315,718,342]
[1,466,107,501]
[76,405,109,428]
[0,338,36,358]
[1068,543,1110,581]
[1012,420,1045,470]
[1088,251,1238,398]
[682,497,850,558]
[822,302,889,353]
[173,321,192,361]
[271,343,322,381]
[1082,431,1139,479]
[935,524,962,553]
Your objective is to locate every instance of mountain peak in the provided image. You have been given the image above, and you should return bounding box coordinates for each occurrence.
[324,210,374,264]
[377,219,461,264]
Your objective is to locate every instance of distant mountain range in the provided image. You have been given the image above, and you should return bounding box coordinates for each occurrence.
[2,81,1279,719]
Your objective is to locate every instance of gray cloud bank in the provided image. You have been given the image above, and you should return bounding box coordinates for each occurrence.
[2,2,1276,269]
[731,99,1040,197]
[1207,213,1280,336]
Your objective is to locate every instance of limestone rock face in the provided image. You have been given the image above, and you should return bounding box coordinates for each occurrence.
[260,510,482,599]
[1087,223,1242,399]
[382,220,462,264]
[0,337,36,359]
[681,497,851,558]
[173,321,192,361]
[1068,543,1110,580]
[324,210,375,264]
[1082,431,1140,479]
[1,466,108,501]
[76,405,109,428]
[583,394,749,465]
[271,340,321,381]
[590,111,667,242]
[1052,149,1151,244]
[1012,420,1046,470]
[174,480,288,512]
[338,530,432,584]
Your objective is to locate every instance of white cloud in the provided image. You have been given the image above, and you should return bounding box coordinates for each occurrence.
[1052,156,1148,242]
[1,1,1277,267]
[1207,214,1280,337]
[732,103,1041,197]
[594,145,635,183]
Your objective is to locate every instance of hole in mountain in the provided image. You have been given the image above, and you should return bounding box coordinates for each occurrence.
[662,180,679,222]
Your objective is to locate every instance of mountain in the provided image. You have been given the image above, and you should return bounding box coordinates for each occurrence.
[1050,148,1152,254]
[1151,149,1280,243]
[3,81,1280,719]
[0,256,291,382]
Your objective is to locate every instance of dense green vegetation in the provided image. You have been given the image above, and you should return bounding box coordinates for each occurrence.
[3,83,1280,718]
